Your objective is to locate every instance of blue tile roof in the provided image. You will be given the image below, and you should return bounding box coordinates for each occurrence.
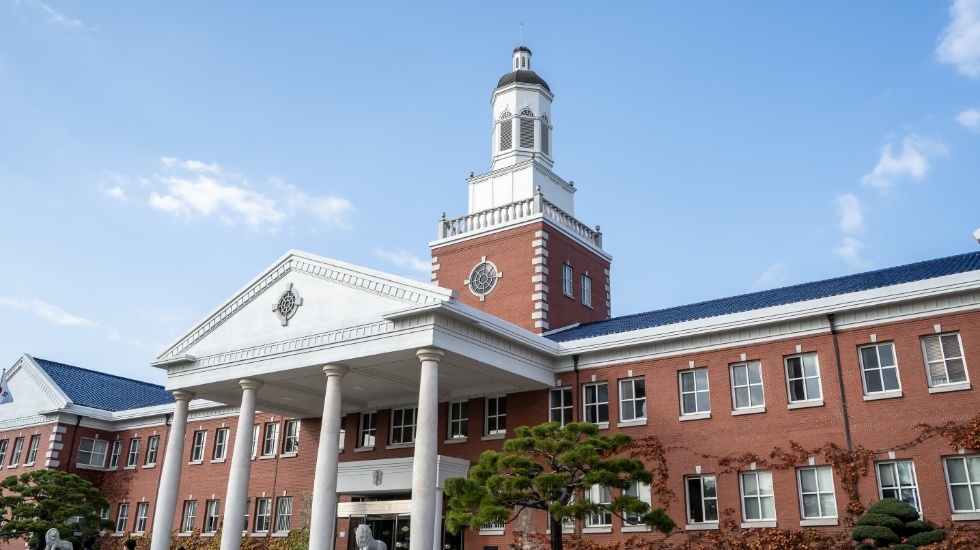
[547,251,980,343]
[34,358,174,412]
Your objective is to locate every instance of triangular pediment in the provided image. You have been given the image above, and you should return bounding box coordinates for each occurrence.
[0,355,71,427]
[157,250,456,362]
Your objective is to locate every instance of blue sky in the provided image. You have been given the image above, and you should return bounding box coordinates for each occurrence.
[1,1,979,385]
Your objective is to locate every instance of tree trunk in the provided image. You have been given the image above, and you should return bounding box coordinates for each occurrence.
[549,517,563,550]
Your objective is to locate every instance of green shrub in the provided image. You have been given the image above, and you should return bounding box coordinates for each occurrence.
[864,498,920,523]
[857,512,905,530]
[851,525,900,545]
[855,544,875,550]
[902,519,935,536]
[905,528,947,546]
[889,545,916,550]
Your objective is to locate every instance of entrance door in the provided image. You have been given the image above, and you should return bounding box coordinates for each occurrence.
[347,515,402,550]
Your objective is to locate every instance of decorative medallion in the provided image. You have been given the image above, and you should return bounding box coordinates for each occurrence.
[464,256,502,301]
[372,469,384,486]
[271,282,303,326]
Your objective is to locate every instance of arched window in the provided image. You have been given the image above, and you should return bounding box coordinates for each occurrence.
[541,114,550,155]
[519,108,535,149]
[521,57,526,68]
[499,111,513,151]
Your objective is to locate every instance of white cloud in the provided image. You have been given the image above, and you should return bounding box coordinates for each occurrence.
[38,2,83,27]
[160,157,221,174]
[833,237,872,270]
[751,262,788,291]
[375,249,431,272]
[836,193,864,233]
[102,185,127,201]
[151,174,286,230]
[937,0,980,79]
[0,298,95,326]
[279,180,354,228]
[860,134,947,190]
[956,108,980,130]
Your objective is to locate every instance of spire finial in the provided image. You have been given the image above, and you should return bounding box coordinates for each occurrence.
[520,21,524,46]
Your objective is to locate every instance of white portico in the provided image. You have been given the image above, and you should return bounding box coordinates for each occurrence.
[148,250,560,550]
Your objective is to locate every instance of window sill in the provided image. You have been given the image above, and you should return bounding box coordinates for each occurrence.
[685,522,718,531]
[6,465,16,469]
[800,518,838,527]
[386,443,415,450]
[74,464,107,471]
[479,529,505,536]
[271,532,289,538]
[280,452,297,458]
[481,434,506,441]
[259,455,277,460]
[200,533,215,538]
[952,512,980,521]
[582,527,612,534]
[617,419,647,428]
[111,533,126,538]
[929,382,971,394]
[444,438,468,444]
[252,531,269,537]
[143,464,157,469]
[177,532,193,538]
[124,465,138,470]
[594,422,610,430]
[621,525,651,533]
[24,461,35,467]
[788,399,824,410]
[741,521,777,528]
[863,390,902,401]
[354,447,375,453]
[210,458,227,464]
[679,412,711,422]
[187,461,203,466]
[732,407,766,416]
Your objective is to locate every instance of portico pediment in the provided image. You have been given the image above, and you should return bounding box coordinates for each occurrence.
[156,250,457,365]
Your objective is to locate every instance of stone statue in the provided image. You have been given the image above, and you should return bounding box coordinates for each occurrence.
[354,524,387,550]
[44,528,74,550]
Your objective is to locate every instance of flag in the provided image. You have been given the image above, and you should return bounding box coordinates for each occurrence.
[0,370,12,404]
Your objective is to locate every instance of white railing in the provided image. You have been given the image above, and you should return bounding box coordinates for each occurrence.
[438,189,602,249]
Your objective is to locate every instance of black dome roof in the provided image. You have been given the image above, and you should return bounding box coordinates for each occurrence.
[496,69,551,92]
[513,46,532,54]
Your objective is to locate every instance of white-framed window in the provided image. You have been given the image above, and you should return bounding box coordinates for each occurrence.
[10,437,23,465]
[486,396,507,436]
[339,415,346,450]
[145,435,159,466]
[390,408,417,445]
[191,430,206,462]
[254,498,272,532]
[0,439,9,465]
[204,499,221,533]
[944,455,980,512]
[115,503,129,533]
[860,342,901,394]
[680,369,710,415]
[250,424,259,458]
[583,382,609,425]
[359,412,377,448]
[585,485,612,527]
[549,387,573,426]
[243,498,251,532]
[282,420,300,454]
[181,500,197,533]
[922,333,969,387]
[686,475,718,524]
[76,438,108,468]
[108,439,122,468]
[798,466,837,519]
[275,496,293,532]
[581,274,592,306]
[214,428,229,460]
[731,361,765,410]
[877,460,920,513]
[126,438,140,467]
[740,470,775,522]
[449,401,468,439]
[785,353,822,403]
[262,422,279,456]
[134,502,149,533]
[562,264,574,297]
[619,378,647,422]
[624,482,652,525]
[25,434,40,464]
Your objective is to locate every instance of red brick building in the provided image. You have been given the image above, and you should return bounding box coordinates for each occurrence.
[2,45,980,550]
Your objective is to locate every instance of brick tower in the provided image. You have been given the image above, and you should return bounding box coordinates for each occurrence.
[430,46,611,333]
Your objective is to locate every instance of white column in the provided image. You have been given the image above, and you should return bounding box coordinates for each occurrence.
[149,390,195,550]
[309,364,349,550]
[219,378,263,550]
[432,487,444,550]
[410,347,443,550]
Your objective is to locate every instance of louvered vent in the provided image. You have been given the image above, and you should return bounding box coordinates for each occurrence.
[499,111,513,151]
[541,125,550,155]
[519,108,535,149]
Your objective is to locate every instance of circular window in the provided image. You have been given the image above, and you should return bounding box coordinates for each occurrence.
[271,283,303,326]
[467,259,501,301]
